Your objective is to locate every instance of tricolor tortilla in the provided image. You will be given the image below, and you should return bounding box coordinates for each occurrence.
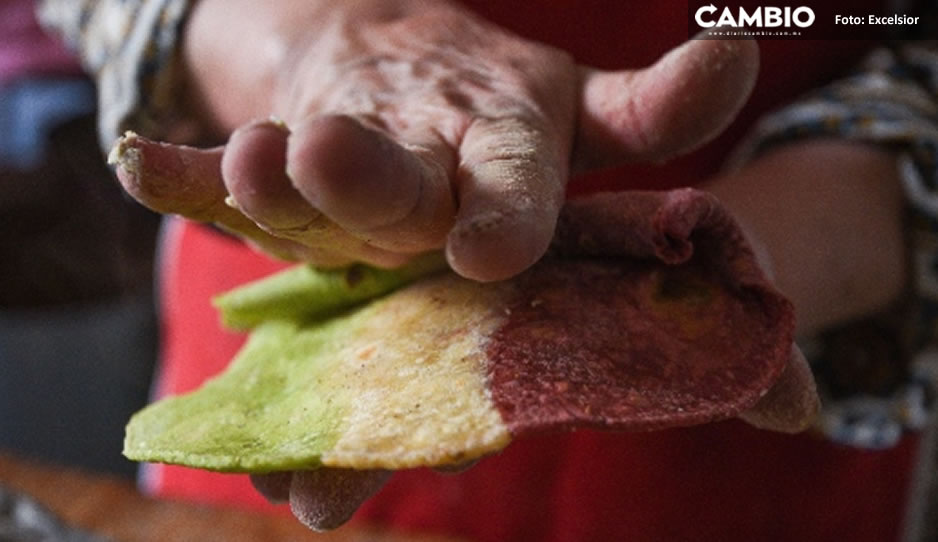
[124,189,817,473]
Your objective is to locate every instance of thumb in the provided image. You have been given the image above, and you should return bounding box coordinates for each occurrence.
[574,37,759,171]
[109,130,341,262]
[738,344,820,433]
[109,132,228,221]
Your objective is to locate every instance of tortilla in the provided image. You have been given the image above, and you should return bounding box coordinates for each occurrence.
[124,189,815,473]
[213,251,448,330]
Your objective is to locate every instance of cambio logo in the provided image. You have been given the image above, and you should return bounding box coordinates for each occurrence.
[695,4,816,28]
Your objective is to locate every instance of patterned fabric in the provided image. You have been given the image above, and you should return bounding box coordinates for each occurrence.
[731,41,938,450]
[36,0,192,149]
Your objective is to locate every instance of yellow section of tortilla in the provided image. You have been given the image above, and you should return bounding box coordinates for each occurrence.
[321,275,512,469]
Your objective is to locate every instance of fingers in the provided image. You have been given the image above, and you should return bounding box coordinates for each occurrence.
[117,116,567,281]
[249,471,292,502]
[222,121,322,233]
[251,468,391,531]
[222,120,403,266]
[738,344,820,433]
[447,117,567,282]
[110,132,229,221]
[110,132,317,261]
[575,38,759,170]
[286,114,457,254]
[112,127,417,267]
[288,468,392,531]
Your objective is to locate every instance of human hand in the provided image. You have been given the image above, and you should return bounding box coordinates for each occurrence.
[112,1,764,530]
[116,0,759,281]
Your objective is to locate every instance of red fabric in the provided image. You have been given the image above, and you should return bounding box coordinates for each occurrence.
[147,218,288,509]
[362,425,918,542]
[148,2,916,541]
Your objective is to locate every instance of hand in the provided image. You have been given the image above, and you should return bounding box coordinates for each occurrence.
[118,0,759,281]
[114,1,763,530]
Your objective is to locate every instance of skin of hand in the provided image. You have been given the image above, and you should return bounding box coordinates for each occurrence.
[144,0,764,282]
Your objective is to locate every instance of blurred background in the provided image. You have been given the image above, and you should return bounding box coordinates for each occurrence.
[0,0,161,479]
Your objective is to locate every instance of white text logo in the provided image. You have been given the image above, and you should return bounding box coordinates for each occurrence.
[695,4,816,28]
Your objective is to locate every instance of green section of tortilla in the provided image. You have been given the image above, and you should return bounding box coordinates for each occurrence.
[124,255,510,472]
[213,252,447,330]
[124,274,512,472]
[124,314,358,472]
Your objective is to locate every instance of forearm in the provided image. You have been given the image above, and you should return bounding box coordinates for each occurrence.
[707,139,906,335]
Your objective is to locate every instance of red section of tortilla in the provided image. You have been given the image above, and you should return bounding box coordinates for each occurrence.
[485,189,798,435]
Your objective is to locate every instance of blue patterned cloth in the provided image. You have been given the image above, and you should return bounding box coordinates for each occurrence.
[731,41,938,449]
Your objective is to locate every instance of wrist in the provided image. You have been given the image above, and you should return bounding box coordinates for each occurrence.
[181,0,328,140]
